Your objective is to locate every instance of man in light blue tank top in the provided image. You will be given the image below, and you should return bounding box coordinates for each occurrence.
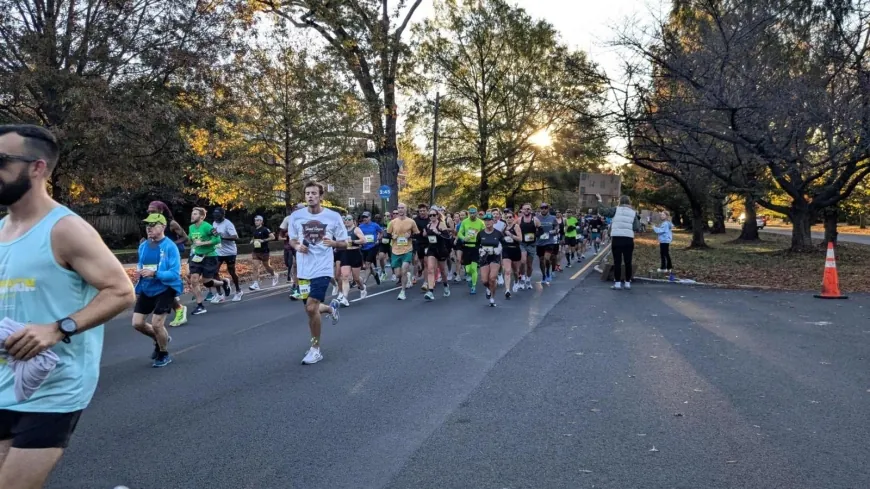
[0,125,135,487]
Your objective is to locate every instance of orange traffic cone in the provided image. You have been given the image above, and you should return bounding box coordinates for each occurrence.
[814,242,848,299]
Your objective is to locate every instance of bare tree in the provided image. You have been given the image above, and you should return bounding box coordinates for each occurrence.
[613,0,870,251]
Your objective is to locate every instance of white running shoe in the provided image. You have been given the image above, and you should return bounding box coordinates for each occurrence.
[612,282,623,290]
[232,291,243,302]
[249,282,261,291]
[497,274,504,286]
[210,294,224,304]
[425,291,434,301]
[301,347,323,365]
[398,289,406,300]
[272,275,279,287]
[489,298,496,307]
[447,272,454,281]
[391,274,398,282]
[624,281,632,290]
[443,285,451,297]
[512,282,520,293]
[329,299,340,324]
[360,286,368,300]
[338,293,350,307]
[331,285,338,296]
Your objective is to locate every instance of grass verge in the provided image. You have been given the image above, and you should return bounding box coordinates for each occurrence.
[632,230,869,293]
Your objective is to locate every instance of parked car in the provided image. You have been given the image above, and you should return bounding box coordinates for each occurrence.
[738,215,766,229]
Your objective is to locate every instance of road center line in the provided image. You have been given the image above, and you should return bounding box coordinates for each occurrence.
[571,243,611,280]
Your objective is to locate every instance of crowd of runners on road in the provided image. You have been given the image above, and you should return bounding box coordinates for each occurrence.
[0,124,648,488]
[131,181,645,368]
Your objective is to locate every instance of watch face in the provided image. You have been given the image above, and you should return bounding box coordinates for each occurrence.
[60,319,77,334]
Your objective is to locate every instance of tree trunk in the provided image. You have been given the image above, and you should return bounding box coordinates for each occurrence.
[859,213,867,229]
[823,206,838,246]
[689,202,707,248]
[506,193,517,211]
[738,195,760,241]
[711,198,726,234]
[479,172,490,211]
[378,147,400,211]
[50,170,63,203]
[788,202,814,252]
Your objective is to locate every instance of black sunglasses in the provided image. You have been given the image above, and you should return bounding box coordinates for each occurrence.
[429,213,438,217]
[0,153,41,167]
[145,222,163,228]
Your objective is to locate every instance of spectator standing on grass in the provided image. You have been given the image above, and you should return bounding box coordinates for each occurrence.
[653,211,674,273]
[596,193,641,290]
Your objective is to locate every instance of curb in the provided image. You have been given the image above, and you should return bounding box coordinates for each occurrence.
[592,265,777,291]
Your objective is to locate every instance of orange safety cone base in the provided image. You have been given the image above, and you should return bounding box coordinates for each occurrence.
[813,293,848,300]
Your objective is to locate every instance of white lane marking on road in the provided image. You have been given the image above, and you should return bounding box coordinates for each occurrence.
[571,243,611,280]
[350,286,401,302]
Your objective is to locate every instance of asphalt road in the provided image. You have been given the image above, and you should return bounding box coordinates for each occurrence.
[46,253,870,489]
[726,223,870,245]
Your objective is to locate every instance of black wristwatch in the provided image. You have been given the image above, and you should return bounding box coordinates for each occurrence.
[57,317,78,344]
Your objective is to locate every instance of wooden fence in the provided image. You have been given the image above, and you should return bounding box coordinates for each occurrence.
[83,215,141,237]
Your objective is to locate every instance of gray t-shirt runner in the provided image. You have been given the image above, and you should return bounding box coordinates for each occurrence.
[213,219,238,256]
[536,214,558,246]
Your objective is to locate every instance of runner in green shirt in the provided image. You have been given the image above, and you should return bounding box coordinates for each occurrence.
[564,209,580,268]
[456,206,486,293]
[187,207,228,316]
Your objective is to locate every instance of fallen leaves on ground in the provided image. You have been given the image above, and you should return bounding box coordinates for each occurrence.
[124,257,289,293]
[631,230,870,293]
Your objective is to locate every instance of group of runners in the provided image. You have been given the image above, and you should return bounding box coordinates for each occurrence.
[0,124,621,487]
[132,182,616,367]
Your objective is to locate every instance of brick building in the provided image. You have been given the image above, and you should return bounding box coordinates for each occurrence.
[326,159,407,211]
[578,172,621,212]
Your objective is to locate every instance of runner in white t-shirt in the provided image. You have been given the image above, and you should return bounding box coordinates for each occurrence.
[287,182,348,365]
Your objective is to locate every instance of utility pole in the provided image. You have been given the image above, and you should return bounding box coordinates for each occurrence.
[430,92,440,207]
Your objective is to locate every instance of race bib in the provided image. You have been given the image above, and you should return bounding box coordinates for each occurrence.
[191,255,204,263]
[467,229,478,239]
[504,237,514,243]
[396,237,409,245]
[365,234,375,243]
[481,246,495,254]
[298,279,311,300]
[427,235,438,244]
[143,264,158,272]
[524,233,535,242]
[540,233,550,240]
[381,238,391,244]
[254,240,262,249]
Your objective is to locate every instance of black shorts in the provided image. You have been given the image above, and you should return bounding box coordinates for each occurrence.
[425,243,449,261]
[334,249,345,264]
[379,241,391,255]
[461,247,480,266]
[503,247,522,262]
[134,288,177,315]
[479,253,501,266]
[341,249,364,268]
[363,247,379,264]
[536,245,557,257]
[565,237,578,246]
[0,409,83,449]
[283,248,294,268]
[415,243,427,261]
[217,255,237,266]
[189,256,219,279]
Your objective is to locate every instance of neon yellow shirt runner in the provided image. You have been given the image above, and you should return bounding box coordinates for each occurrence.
[565,217,579,238]
[457,218,485,248]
